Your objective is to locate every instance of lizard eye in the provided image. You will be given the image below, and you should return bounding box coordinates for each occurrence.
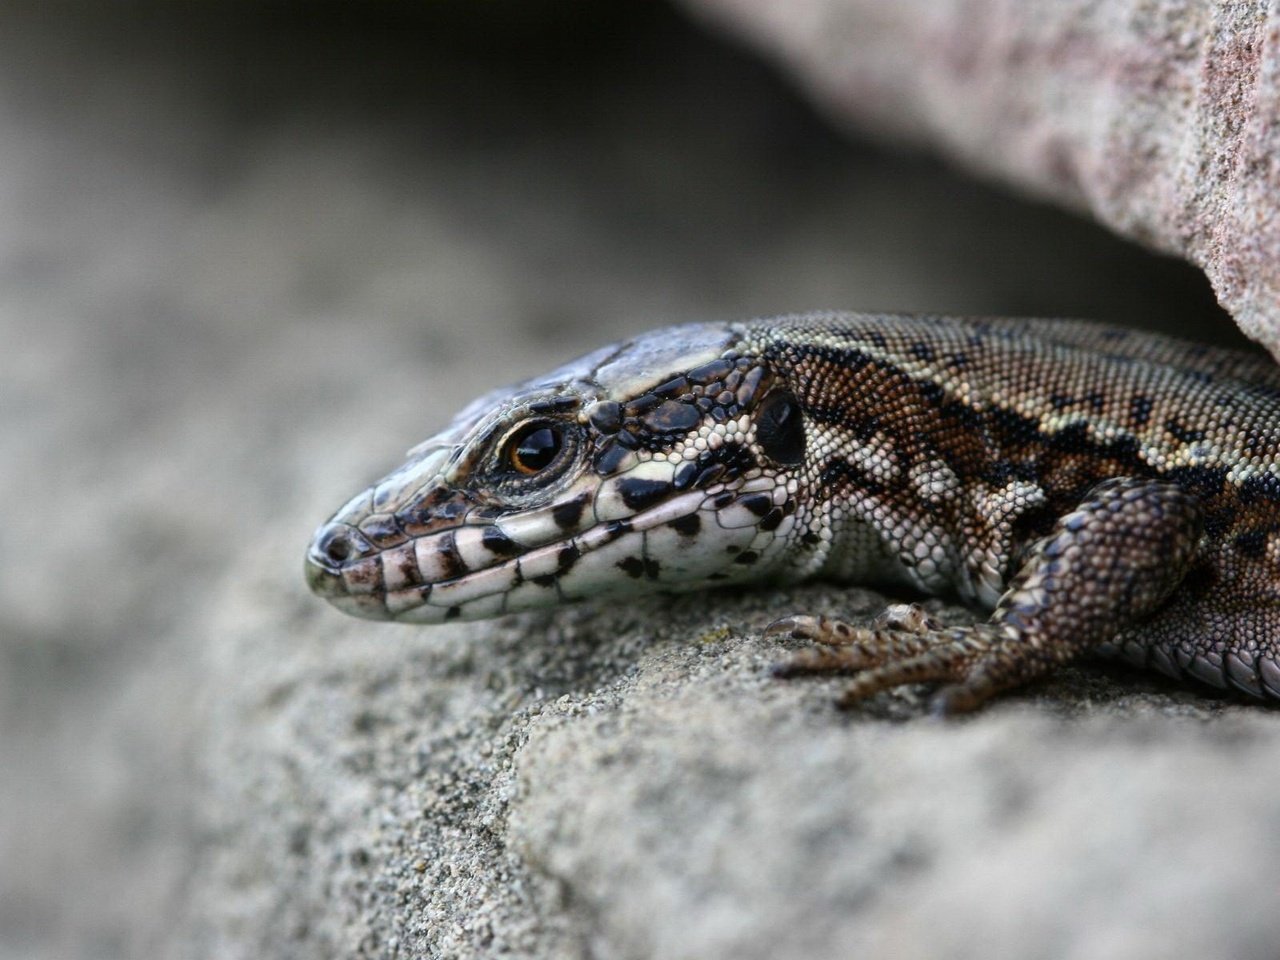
[756,392,805,465]
[502,421,565,476]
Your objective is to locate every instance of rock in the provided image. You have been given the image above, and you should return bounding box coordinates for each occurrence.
[681,0,1280,358]
[7,5,1280,960]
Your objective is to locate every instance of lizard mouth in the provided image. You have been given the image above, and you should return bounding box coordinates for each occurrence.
[306,477,789,624]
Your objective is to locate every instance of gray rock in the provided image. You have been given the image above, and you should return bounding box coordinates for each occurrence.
[5,5,1279,960]
[683,0,1280,357]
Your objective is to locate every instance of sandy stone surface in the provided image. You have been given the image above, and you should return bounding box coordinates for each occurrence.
[683,0,1280,358]
[3,4,1279,960]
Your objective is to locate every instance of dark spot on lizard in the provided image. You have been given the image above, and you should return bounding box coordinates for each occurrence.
[556,543,581,573]
[617,477,673,511]
[1167,465,1227,500]
[527,397,579,415]
[738,494,773,517]
[1234,528,1269,558]
[759,508,784,532]
[552,494,590,530]
[651,376,689,397]
[687,358,735,384]
[588,401,622,434]
[734,551,760,565]
[594,443,630,475]
[642,400,701,434]
[435,531,467,580]
[618,555,661,579]
[1165,419,1207,444]
[918,380,946,407]
[481,526,521,556]
[669,513,701,536]
[1241,472,1280,505]
[673,460,699,490]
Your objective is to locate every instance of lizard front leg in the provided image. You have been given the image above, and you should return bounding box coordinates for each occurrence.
[769,477,1205,714]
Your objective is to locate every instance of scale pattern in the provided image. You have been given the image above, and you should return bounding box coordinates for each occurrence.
[307,312,1280,712]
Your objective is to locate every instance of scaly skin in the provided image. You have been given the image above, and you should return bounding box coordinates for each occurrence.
[306,313,1280,713]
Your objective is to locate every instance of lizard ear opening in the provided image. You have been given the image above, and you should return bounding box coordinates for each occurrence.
[756,391,805,465]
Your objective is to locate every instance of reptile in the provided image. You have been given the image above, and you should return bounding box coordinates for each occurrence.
[306,312,1280,713]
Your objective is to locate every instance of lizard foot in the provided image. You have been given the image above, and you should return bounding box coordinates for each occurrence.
[768,613,1009,714]
[766,604,943,676]
[767,477,1204,714]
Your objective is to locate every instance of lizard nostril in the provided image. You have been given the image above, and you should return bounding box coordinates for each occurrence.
[319,527,354,565]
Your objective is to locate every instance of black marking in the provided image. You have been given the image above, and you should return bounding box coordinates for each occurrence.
[1240,472,1280,505]
[531,574,558,588]
[739,494,773,517]
[1234,528,1269,558]
[687,358,735,384]
[910,341,935,362]
[359,513,406,547]
[759,508,784,532]
[1202,507,1237,541]
[556,543,581,574]
[435,531,467,580]
[615,429,640,450]
[527,397,579,415]
[693,462,726,488]
[481,526,521,556]
[588,401,622,434]
[819,457,884,497]
[713,491,736,509]
[552,494,589,530]
[1167,465,1228,500]
[1049,393,1074,411]
[617,477,672,511]
[1131,394,1162,424]
[735,366,766,407]
[651,376,689,397]
[1165,418,1207,444]
[642,399,701,433]
[445,606,462,621]
[594,443,630,475]
[918,379,946,406]
[618,555,662,579]
[801,532,821,546]
[625,393,661,415]
[1046,420,1092,453]
[670,513,701,536]
[673,461,699,490]
[734,551,760,565]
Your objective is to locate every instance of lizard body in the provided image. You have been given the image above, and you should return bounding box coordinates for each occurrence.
[306,313,1280,712]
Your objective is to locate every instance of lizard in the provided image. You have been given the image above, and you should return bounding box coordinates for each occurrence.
[305,312,1280,713]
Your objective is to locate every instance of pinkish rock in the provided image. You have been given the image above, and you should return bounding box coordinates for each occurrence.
[683,0,1280,356]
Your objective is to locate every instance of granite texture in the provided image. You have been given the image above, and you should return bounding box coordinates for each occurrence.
[3,4,1279,960]
[683,0,1280,357]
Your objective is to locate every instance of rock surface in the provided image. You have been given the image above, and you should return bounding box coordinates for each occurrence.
[683,0,1280,357]
[3,4,1279,960]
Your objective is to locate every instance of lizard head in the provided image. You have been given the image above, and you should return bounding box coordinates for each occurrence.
[306,321,819,623]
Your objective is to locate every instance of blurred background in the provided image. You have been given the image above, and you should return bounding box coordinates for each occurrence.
[0,1,1242,957]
